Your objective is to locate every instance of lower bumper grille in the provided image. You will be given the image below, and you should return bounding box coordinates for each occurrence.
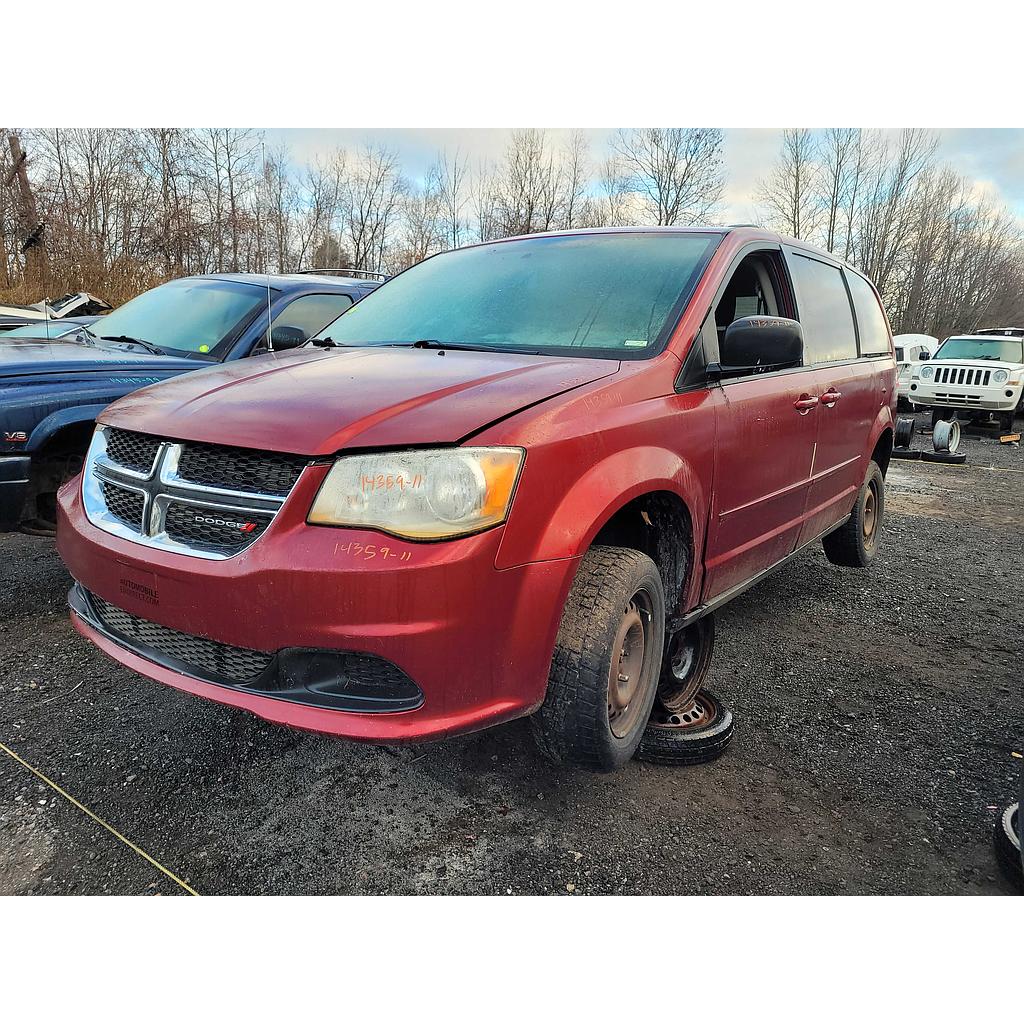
[89,591,272,682]
[71,585,424,713]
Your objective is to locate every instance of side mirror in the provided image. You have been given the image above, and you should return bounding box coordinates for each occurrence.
[270,325,307,351]
[918,352,929,361]
[713,316,803,377]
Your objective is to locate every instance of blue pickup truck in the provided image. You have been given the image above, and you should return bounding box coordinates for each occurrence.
[0,271,379,532]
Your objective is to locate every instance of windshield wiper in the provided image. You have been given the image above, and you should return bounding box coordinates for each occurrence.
[383,339,494,352]
[100,334,167,356]
[308,336,356,348]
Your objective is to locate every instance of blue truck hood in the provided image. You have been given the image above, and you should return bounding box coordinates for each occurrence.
[0,337,197,377]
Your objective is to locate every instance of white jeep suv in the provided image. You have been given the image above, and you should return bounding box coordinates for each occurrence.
[907,330,1024,432]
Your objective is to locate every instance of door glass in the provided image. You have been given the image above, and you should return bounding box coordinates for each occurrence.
[262,293,354,347]
[846,271,890,357]
[790,255,857,364]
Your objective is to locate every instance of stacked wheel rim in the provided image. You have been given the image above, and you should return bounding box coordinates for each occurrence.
[634,689,734,765]
[932,418,961,453]
[894,416,915,449]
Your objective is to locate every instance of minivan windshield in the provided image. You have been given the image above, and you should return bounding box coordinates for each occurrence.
[89,278,267,360]
[935,336,1024,363]
[313,232,721,357]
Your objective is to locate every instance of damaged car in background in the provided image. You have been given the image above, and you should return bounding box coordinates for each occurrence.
[0,272,379,533]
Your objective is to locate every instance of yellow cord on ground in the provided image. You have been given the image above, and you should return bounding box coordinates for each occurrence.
[0,739,199,896]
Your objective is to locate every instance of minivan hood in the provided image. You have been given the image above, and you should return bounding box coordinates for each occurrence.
[0,337,195,377]
[104,346,620,454]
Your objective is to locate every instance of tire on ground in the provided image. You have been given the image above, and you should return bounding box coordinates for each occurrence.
[994,802,1022,888]
[822,460,885,568]
[532,545,665,771]
[634,689,734,766]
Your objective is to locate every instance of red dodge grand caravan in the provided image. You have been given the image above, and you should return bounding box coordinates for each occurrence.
[57,228,896,769]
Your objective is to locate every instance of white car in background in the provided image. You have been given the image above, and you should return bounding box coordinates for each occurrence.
[906,330,1024,432]
[894,334,938,407]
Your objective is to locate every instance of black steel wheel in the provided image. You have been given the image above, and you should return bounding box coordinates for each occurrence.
[657,614,715,715]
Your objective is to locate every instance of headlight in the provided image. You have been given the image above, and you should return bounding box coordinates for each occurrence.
[308,447,524,540]
[992,369,1009,384]
[920,365,934,380]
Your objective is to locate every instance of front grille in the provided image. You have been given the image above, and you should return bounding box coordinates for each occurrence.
[101,482,145,529]
[89,591,272,683]
[105,428,161,474]
[87,427,307,558]
[163,502,273,556]
[176,441,307,496]
[934,366,991,387]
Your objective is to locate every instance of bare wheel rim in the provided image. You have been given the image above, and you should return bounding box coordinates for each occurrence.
[650,691,718,731]
[862,483,877,540]
[658,618,712,713]
[607,590,654,739]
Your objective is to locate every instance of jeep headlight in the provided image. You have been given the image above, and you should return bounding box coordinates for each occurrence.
[308,447,524,540]
[920,365,934,380]
[992,369,1009,384]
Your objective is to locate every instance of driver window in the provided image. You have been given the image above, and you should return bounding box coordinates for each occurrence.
[714,254,781,347]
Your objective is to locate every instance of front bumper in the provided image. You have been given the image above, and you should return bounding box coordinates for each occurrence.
[57,468,577,742]
[906,379,1022,412]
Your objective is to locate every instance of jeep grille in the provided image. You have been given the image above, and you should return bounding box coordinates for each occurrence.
[932,366,992,387]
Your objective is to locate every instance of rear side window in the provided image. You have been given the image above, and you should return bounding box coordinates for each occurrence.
[789,254,857,364]
[846,272,890,357]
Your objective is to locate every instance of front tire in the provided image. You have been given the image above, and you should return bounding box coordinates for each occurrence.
[822,460,885,568]
[532,546,665,771]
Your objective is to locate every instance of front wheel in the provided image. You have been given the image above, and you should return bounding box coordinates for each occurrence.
[532,546,665,771]
[822,460,885,568]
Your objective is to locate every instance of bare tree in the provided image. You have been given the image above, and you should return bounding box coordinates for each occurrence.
[342,144,406,272]
[612,128,724,225]
[430,149,468,250]
[817,128,861,253]
[756,128,820,240]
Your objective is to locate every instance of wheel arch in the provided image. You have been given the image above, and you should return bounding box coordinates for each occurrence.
[866,407,895,476]
[27,405,105,456]
[499,445,709,614]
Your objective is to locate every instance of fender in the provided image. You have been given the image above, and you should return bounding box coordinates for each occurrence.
[27,404,107,454]
[496,444,710,571]
[864,403,895,469]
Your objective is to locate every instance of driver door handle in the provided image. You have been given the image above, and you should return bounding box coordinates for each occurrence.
[794,394,819,414]
[820,388,842,407]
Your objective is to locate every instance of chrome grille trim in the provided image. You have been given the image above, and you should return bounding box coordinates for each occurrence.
[82,425,305,560]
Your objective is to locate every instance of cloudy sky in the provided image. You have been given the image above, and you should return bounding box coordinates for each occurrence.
[266,128,1024,222]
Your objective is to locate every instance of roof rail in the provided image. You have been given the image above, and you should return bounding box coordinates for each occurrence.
[291,267,387,282]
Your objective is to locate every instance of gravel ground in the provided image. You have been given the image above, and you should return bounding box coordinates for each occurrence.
[1,410,1021,895]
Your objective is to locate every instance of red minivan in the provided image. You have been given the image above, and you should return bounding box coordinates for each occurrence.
[57,228,896,769]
